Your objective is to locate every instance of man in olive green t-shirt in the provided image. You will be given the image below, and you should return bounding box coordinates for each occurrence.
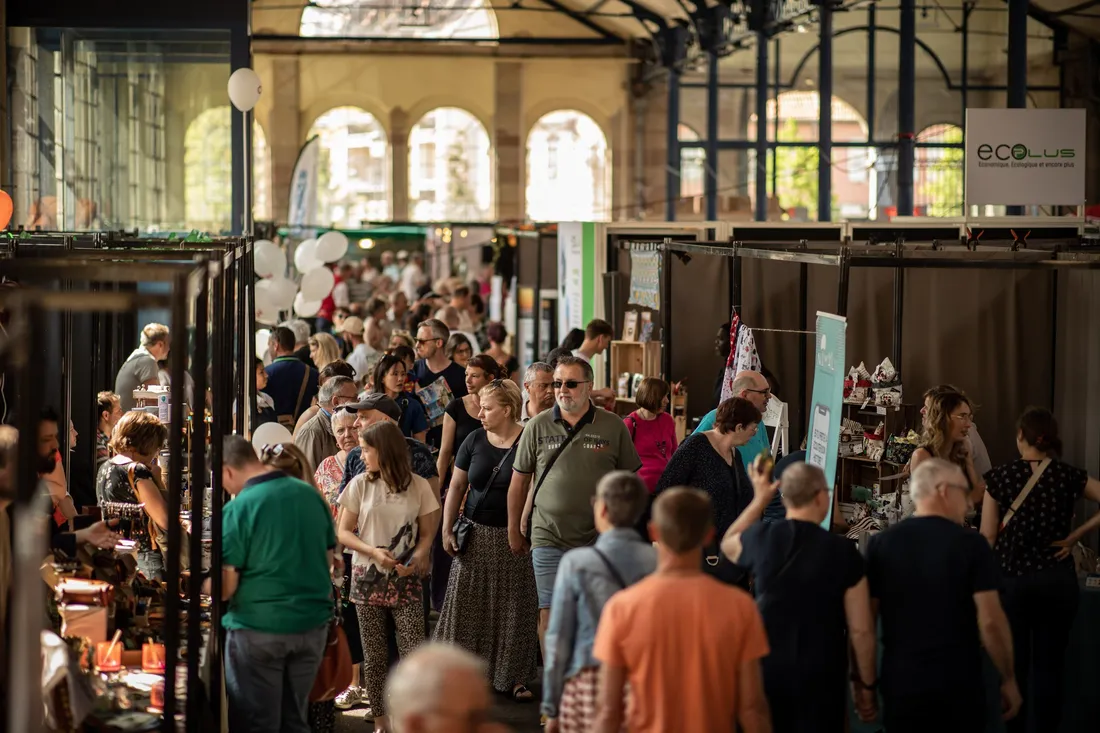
[507,356,641,650]
[219,436,338,733]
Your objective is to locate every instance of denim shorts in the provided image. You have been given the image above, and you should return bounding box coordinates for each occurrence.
[531,545,566,609]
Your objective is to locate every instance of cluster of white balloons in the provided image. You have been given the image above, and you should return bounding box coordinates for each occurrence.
[252,231,350,326]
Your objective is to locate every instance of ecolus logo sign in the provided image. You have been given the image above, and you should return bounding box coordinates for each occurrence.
[976,143,1076,161]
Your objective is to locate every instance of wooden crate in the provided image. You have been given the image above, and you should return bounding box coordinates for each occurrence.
[609,340,662,381]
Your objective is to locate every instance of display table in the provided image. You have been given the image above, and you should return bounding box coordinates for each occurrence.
[851,584,1100,732]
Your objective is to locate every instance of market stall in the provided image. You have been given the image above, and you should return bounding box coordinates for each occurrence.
[0,234,254,732]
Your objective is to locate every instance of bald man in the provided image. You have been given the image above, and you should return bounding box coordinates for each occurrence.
[386,643,509,733]
[723,461,878,729]
[694,370,773,467]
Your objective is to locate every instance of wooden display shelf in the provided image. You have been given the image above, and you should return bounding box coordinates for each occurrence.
[835,402,922,508]
[610,340,662,382]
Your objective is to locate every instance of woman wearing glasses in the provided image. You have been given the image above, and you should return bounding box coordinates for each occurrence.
[910,389,986,507]
[338,421,439,733]
[435,379,537,701]
[446,333,475,369]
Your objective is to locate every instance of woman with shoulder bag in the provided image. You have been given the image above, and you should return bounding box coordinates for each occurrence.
[435,379,539,702]
[981,407,1100,733]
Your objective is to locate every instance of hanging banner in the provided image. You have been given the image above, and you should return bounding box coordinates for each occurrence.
[628,249,661,310]
[965,108,1086,207]
[557,222,597,340]
[806,312,846,529]
[517,287,536,370]
[288,135,321,228]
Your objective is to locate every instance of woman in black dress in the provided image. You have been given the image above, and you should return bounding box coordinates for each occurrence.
[981,407,1100,733]
[655,396,762,586]
[431,354,504,610]
[435,379,537,700]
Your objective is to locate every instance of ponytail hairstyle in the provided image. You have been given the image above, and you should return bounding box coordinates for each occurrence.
[1017,406,1063,457]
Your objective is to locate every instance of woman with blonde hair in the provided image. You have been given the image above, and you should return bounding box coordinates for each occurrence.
[309,332,342,372]
[388,330,415,351]
[910,389,986,507]
[338,421,439,733]
[96,411,172,580]
[436,379,537,700]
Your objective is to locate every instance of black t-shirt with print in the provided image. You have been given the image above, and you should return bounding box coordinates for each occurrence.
[985,459,1087,576]
[866,516,999,704]
[454,428,520,527]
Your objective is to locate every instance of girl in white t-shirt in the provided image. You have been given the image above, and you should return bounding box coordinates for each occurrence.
[337,421,439,731]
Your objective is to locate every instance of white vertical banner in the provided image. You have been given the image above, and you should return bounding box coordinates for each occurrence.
[288,136,321,228]
[965,108,1086,207]
[557,222,585,341]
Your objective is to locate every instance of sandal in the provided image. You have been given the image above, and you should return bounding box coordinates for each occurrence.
[512,683,534,702]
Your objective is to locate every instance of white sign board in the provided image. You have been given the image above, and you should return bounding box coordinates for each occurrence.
[965,108,1086,207]
[557,222,585,341]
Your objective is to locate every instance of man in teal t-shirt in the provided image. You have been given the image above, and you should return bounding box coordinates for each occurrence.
[694,370,773,466]
[219,436,338,733]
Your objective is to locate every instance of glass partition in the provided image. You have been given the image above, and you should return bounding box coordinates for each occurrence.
[8,28,232,233]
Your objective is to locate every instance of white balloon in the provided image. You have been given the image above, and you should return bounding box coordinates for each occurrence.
[251,421,293,454]
[315,231,349,263]
[294,239,320,273]
[255,288,279,325]
[254,239,285,278]
[255,329,272,359]
[294,292,322,317]
[267,277,298,309]
[300,267,336,302]
[227,68,262,112]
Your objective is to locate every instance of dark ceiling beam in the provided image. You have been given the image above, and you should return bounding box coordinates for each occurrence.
[1049,0,1100,15]
[535,0,625,41]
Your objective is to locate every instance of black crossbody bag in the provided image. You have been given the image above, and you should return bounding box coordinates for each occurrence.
[452,432,522,553]
[523,427,584,543]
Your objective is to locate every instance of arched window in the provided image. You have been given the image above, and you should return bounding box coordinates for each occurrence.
[748,92,872,221]
[409,107,493,222]
[184,108,271,232]
[308,107,391,227]
[915,123,963,218]
[526,110,610,223]
[678,124,705,200]
[301,0,497,39]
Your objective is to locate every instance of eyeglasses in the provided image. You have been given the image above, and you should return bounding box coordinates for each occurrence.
[952,413,974,423]
[552,380,591,390]
[745,387,772,397]
[415,337,439,345]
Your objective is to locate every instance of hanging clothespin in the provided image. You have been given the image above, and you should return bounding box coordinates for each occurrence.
[1010,229,1031,251]
[965,227,984,251]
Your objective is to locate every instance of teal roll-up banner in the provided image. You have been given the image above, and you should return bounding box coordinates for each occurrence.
[806,312,847,529]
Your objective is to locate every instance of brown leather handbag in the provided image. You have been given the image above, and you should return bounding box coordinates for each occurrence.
[309,591,353,702]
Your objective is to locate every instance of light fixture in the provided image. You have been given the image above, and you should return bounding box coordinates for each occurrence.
[796,22,807,33]
[435,228,443,236]
[459,229,468,238]
[358,238,375,250]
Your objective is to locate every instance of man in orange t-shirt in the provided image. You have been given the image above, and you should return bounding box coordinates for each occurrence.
[592,487,772,733]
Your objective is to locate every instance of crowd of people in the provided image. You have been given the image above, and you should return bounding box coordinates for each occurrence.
[2,251,1099,733]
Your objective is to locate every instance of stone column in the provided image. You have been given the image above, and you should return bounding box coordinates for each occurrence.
[267,57,300,223]
[390,107,410,221]
[494,61,524,222]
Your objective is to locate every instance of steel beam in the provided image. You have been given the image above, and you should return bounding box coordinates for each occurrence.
[754,31,768,222]
[817,2,833,223]
[667,68,681,221]
[867,4,876,143]
[706,51,720,221]
[538,0,623,40]
[1007,0,1028,216]
[897,0,916,217]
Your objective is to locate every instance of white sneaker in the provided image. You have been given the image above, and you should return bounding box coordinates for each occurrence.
[335,686,363,710]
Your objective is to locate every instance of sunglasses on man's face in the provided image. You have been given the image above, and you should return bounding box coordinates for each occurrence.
[552,380,591,390]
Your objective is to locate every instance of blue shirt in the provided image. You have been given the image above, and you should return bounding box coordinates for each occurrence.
[694,409,771,467]
[541,528,656,719]
[264,356,319,421]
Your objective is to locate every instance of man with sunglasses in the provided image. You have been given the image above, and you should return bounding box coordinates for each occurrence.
[865,458,1021,733]
[409,319,468,451]
[507,356,641,659]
